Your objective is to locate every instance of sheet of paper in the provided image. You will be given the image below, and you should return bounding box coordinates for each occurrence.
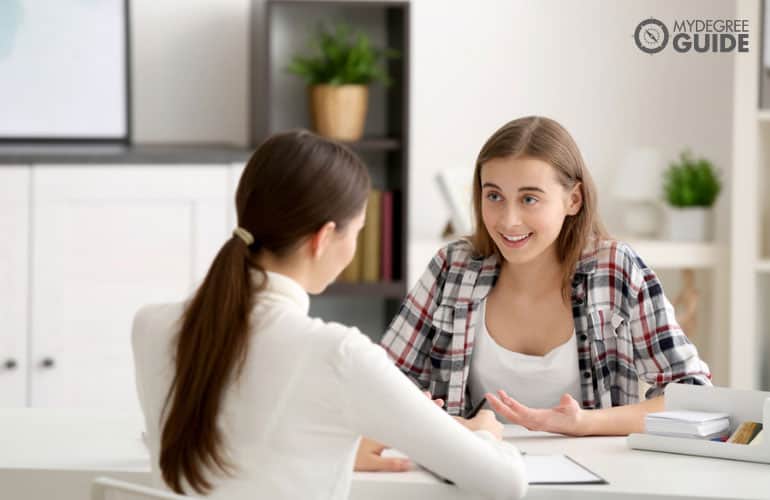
[502,424,562,439]
[646,411,730,423]
[524,454,605,484]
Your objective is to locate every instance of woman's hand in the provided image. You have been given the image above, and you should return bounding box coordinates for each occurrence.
[485,390,587,436]
[423,391,445,408]
[455,409,504,440]
[354,437,411,472]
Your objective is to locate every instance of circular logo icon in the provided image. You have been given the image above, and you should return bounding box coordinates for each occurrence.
[634,18,669,54]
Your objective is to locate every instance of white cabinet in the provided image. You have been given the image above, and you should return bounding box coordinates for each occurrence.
[28,166,229,408]
[0,167,30,407]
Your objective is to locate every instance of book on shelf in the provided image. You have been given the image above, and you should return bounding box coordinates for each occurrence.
[391,190,403,284]
[727,421,763,445]
[381,191,393,282]
[361,190,382,282]
[337,189,400,285]
[339,229,364,282]
[645,410,730,438]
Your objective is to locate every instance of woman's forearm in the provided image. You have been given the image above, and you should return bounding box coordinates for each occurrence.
[578,396,664,436]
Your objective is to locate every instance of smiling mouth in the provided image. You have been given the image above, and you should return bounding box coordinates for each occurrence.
[499,232,533,247]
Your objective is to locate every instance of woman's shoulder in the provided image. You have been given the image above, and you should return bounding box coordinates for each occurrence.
[578,239,653,292]
[294,314,370,350]
[131,302,187,365]
[307,318,390,374]
[429,239,498,284]
[132,302,185,339]
[433,238,488,266]
[424,239,498,305]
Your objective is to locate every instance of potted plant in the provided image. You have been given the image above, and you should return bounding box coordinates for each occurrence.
[287,24,398,141]
[662,150,721,242]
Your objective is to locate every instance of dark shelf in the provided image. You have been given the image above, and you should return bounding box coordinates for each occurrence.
[0,143,252,165]
[323,281,406,299]
[340,136,401,152]
[270,0,408,5]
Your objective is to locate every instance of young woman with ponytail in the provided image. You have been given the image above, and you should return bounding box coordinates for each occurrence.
[131,130,527,500]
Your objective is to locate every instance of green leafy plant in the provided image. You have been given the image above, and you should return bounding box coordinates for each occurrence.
[287,24,399,86]
[663,150,721,207]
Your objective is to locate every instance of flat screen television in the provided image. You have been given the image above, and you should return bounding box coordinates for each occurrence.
[0,0,129,142]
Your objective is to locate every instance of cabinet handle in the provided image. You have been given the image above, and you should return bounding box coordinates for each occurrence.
[3,359,17,370]
[40,357,55,369]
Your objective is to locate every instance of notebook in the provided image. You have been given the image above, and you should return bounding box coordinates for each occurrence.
[383,446,607,485]
[524,454,607,485]
[645,410,730,437]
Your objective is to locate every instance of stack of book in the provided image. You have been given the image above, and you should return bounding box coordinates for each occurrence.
[645,410,731,440]
[338,190,401,283]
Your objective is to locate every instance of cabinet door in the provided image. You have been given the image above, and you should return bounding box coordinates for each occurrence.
[30,166,229,409]
[0,167,30,407]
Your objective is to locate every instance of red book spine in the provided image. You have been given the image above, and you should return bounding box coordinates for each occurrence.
[381,191,393,281]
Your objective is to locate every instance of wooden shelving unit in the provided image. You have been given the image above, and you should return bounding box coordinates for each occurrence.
[262,0,410,337]
[342,136,402,152]
[324,281,406,298]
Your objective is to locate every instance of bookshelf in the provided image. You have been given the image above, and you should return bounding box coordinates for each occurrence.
[262,0,410,339]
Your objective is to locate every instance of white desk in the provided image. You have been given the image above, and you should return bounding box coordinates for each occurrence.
[1,409,769,500]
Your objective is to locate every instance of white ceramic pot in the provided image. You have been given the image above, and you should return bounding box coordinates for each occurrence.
[665,206,712,242]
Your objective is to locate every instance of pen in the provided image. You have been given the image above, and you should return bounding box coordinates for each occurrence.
[466,397,488,418]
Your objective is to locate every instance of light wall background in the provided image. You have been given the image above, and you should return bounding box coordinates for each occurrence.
[129,0,735,240]
[128,0,738,379]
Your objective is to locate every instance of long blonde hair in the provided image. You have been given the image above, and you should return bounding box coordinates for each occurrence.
[470,116,609,298]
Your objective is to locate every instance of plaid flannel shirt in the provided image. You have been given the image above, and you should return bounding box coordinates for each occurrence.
[381,239,712,416]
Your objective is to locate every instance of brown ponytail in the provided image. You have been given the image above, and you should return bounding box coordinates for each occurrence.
[159,130,370,494]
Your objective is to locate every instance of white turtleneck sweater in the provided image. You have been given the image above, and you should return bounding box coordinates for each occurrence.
[132,271,527,500]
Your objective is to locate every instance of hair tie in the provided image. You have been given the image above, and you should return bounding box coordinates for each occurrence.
[232,227,255,246]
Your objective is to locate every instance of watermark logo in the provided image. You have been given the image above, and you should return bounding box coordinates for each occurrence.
[634,18,669,54]
[634,17,750,54]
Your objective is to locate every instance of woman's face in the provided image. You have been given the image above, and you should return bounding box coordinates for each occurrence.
[310,206,366,293]
[480,155,582,266]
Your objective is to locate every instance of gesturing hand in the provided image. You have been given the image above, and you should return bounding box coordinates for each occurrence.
[485,390,586,436]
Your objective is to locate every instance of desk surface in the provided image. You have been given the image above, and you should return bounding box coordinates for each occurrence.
[1,409,768,500]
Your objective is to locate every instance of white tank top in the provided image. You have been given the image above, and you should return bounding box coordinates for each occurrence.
[468,299,582,412]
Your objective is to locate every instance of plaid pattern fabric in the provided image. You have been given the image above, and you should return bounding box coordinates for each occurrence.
[381,239,712,416]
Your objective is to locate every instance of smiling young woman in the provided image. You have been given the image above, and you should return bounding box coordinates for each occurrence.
[381,116,712,437]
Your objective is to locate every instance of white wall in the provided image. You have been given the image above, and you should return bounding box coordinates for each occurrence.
[116,0,739,379]
[129,0,251,145]
[408,0,734,240]
[128,0,735,230]
[406,0,735,384]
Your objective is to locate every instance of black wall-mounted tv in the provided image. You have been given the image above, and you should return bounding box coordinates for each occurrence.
[0,0,130,142]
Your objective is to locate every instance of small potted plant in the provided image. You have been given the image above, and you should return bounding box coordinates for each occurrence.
[287,23,398,141]
[662,150,721,242]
